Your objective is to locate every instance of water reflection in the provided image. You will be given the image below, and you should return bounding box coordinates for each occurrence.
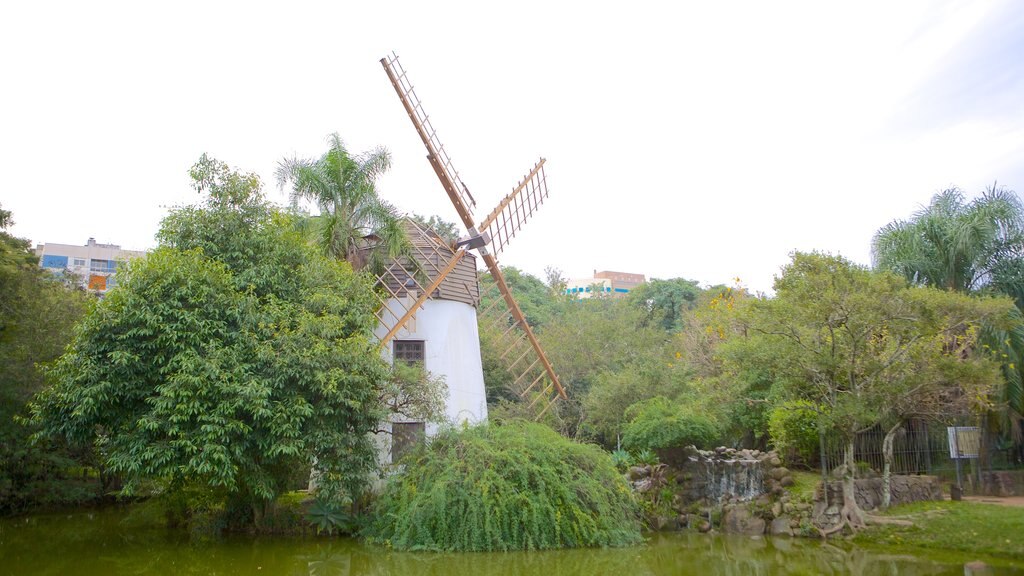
[1,509,1021,576]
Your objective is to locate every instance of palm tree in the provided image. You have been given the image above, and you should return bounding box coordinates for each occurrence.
[276,133,410,271]
[872,185,1024,293]
[872,184,1024,441]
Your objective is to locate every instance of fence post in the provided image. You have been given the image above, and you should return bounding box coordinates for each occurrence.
[819,428,829,508]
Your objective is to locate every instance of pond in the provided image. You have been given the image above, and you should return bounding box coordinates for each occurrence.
[1,507,1022,575]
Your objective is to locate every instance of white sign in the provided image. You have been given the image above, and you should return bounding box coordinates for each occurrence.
[947,426,980,459]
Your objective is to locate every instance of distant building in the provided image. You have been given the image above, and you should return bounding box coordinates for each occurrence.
[35,238,146,294]
[565,269,646,298]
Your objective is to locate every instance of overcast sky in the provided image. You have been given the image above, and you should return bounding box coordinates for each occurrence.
[3,0,1023,294]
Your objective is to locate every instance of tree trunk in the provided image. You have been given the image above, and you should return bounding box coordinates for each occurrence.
[881,421,902,509]
[820,437,868,537]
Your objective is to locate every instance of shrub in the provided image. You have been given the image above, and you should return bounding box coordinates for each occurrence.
[620,397,718,452]
[369,420,642,551]
[767,400,822,467]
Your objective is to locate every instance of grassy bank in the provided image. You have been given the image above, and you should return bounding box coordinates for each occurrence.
[854,500,1024,561]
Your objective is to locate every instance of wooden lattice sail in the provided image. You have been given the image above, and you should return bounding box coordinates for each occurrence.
[379,52,565,418]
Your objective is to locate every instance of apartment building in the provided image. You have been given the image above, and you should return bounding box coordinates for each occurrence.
[35,238,146,294]
[565,269,646,298]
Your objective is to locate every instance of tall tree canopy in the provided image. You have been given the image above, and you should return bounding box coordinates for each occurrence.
[276,133,409,271]
[0,206,92,514]
[872,185,1024,436]
[626,277,702,332]
[724,252,1013,533]
[872,185,1024,297]
[33,157,390,520]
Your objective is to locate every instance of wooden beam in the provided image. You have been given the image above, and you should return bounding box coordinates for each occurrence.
[482,253,567,399]
[377,248,467,349]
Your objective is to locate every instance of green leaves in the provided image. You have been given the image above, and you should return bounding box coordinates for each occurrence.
[725,251,1015,442]
[369,421,642,551]
[32,158,390,517]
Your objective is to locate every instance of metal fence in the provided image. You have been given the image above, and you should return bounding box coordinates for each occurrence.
[817,420,1023,486]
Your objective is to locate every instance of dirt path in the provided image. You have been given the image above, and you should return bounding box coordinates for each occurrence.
[960,495,1024,507]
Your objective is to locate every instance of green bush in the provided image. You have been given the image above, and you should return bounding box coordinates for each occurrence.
[620,397,718,452]
[369,420,642,551]
[767,400,822,467]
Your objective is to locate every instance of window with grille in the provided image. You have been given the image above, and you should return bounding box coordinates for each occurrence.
[393,340,425,365]
[392,421,425,463]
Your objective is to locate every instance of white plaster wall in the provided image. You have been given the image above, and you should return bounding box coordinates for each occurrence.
[375,297,488,432]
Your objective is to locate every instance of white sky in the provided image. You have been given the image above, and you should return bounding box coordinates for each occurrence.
[3,0,1023,294]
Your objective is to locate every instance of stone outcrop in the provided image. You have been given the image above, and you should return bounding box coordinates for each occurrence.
[814,475,943,515]
[980,470,1023,497]
[632,446,808,537]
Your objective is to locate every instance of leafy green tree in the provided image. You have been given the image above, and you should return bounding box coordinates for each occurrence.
[581,354,694,447]
[872,185,1024,293]
[724,252,1013,534]
[33,157,391,524]
[872,185,1024,441]
[370,420,642,551]
[276,133,409,271]
[627,277,702,332]
[0,205,93,514]
[620,396,719,452]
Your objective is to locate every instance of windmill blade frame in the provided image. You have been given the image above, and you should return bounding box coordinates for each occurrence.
[379,52,566,416]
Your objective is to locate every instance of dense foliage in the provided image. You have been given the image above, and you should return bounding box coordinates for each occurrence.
[0,205,94,515]
[370,421,642,551]
[621,396,719,451]
[32,157,390,521]
[276,133,409,271]
[723,252,1014,528]
[873,185,1024,438]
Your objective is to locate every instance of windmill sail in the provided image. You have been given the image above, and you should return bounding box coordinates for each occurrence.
[380,53,565,419]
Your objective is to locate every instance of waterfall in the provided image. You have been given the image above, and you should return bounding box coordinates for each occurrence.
[697,455,764,503]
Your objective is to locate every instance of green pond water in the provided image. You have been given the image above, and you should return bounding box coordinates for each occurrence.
[1,508,1022,575]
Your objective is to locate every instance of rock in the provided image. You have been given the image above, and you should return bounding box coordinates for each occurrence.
[964,560,993,575]
[782,502,794,514]
[678,513,689,528]
[627,466,649,481]
[769,516,793,536]
[770,467,790,481]
[721,505,766,536]
[698,520,712,533]
[780,476,795,487]
[769,456,782,467]
[771,502,782,518]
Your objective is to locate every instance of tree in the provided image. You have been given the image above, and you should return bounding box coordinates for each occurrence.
[872,185,1024,293]
[872,185,1024,443]
[626,277,702,332]
[0,206,93,514]
[369,420,642,551]
[724,252,1013,534]
[276,133,409,271]
[620,396,720,452]
[33,157,393,523]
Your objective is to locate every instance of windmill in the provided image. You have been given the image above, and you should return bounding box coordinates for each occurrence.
[375,52,566,419]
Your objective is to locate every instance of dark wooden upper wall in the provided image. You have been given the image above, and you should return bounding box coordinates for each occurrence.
[361,219,480,308]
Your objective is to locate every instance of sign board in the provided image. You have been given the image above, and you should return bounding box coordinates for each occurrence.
[947,426,980,459]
